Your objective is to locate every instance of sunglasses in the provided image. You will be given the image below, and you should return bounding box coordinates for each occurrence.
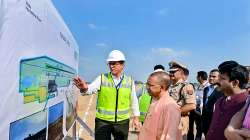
[108,61,124,66]
[169,68,179,74]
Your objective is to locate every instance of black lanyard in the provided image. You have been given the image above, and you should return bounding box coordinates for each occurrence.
[112,74,124,89]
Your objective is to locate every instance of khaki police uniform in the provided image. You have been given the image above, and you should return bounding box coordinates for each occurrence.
[168,61,196,140]
[169,81,196,137]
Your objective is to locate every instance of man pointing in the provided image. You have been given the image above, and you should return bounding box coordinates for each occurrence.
[74,50,140,140]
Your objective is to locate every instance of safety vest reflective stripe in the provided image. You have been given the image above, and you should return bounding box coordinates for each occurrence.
[139,86,151,122]
[101,82,131,89]
[97,109,130,115]
[96,73,132,122]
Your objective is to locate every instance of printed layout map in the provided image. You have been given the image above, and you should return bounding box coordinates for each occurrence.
[19,56,76,104]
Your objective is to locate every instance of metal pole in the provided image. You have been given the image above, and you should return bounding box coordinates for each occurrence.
[73,121,77,140]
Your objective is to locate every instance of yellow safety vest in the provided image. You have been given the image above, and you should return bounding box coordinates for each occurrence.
[96,73,132,122]
[139,86,151,122]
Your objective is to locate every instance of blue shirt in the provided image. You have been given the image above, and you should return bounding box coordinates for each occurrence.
[205,85,216,104]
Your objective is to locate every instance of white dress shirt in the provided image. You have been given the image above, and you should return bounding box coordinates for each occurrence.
[82,73,140,117]
[196,81,210,107]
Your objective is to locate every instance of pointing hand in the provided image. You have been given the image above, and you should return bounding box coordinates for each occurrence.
[73,76,88,92]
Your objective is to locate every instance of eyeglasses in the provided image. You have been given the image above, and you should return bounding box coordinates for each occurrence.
[108,61,122,66]
[146,82,161,88]
[169,69,179,74]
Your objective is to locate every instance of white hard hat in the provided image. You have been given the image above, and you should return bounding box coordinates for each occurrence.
[153,69,164,72]
[106,50,126,62]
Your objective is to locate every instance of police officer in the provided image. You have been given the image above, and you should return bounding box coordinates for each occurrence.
[73,50,141,140]
[168,61,196,140]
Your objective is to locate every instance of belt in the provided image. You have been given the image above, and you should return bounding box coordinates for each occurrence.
[181,112,189,117]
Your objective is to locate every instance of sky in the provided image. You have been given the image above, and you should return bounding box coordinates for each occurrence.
[10,110,47,140]
[52,0,250,82]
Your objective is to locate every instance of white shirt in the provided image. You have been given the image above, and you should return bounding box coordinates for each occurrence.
[82,73,140,117]
[196,81,210,107]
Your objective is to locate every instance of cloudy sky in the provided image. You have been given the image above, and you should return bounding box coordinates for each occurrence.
[52,0,250,82]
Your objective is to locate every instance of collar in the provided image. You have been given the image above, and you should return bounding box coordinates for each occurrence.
[225,91,248,102]
[202,81,209,87]
[110,72,124,80]
[209,84,217,89]
[173,79,184,86]
[198,81,210,89]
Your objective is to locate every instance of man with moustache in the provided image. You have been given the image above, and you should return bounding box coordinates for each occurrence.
[168,61,196,140]
[201,69,223,136]
[206,60,249,140]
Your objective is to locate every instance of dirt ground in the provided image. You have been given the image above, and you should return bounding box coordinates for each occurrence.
[76,94,96,140]
[68,94,204,140]
[73,94,138,140]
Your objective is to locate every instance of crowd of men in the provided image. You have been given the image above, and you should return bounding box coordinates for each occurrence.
[73,49,250,140]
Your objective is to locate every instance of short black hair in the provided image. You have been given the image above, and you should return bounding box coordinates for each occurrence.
[218,60,249,89]
[183,69,189,76]
[245,66,250,73]
[210,69,219,73]
[197,71,208,80]
[154,64,165,71]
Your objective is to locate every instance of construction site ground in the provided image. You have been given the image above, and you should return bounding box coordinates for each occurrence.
[64,94,137,140]
[66,94,204,140]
